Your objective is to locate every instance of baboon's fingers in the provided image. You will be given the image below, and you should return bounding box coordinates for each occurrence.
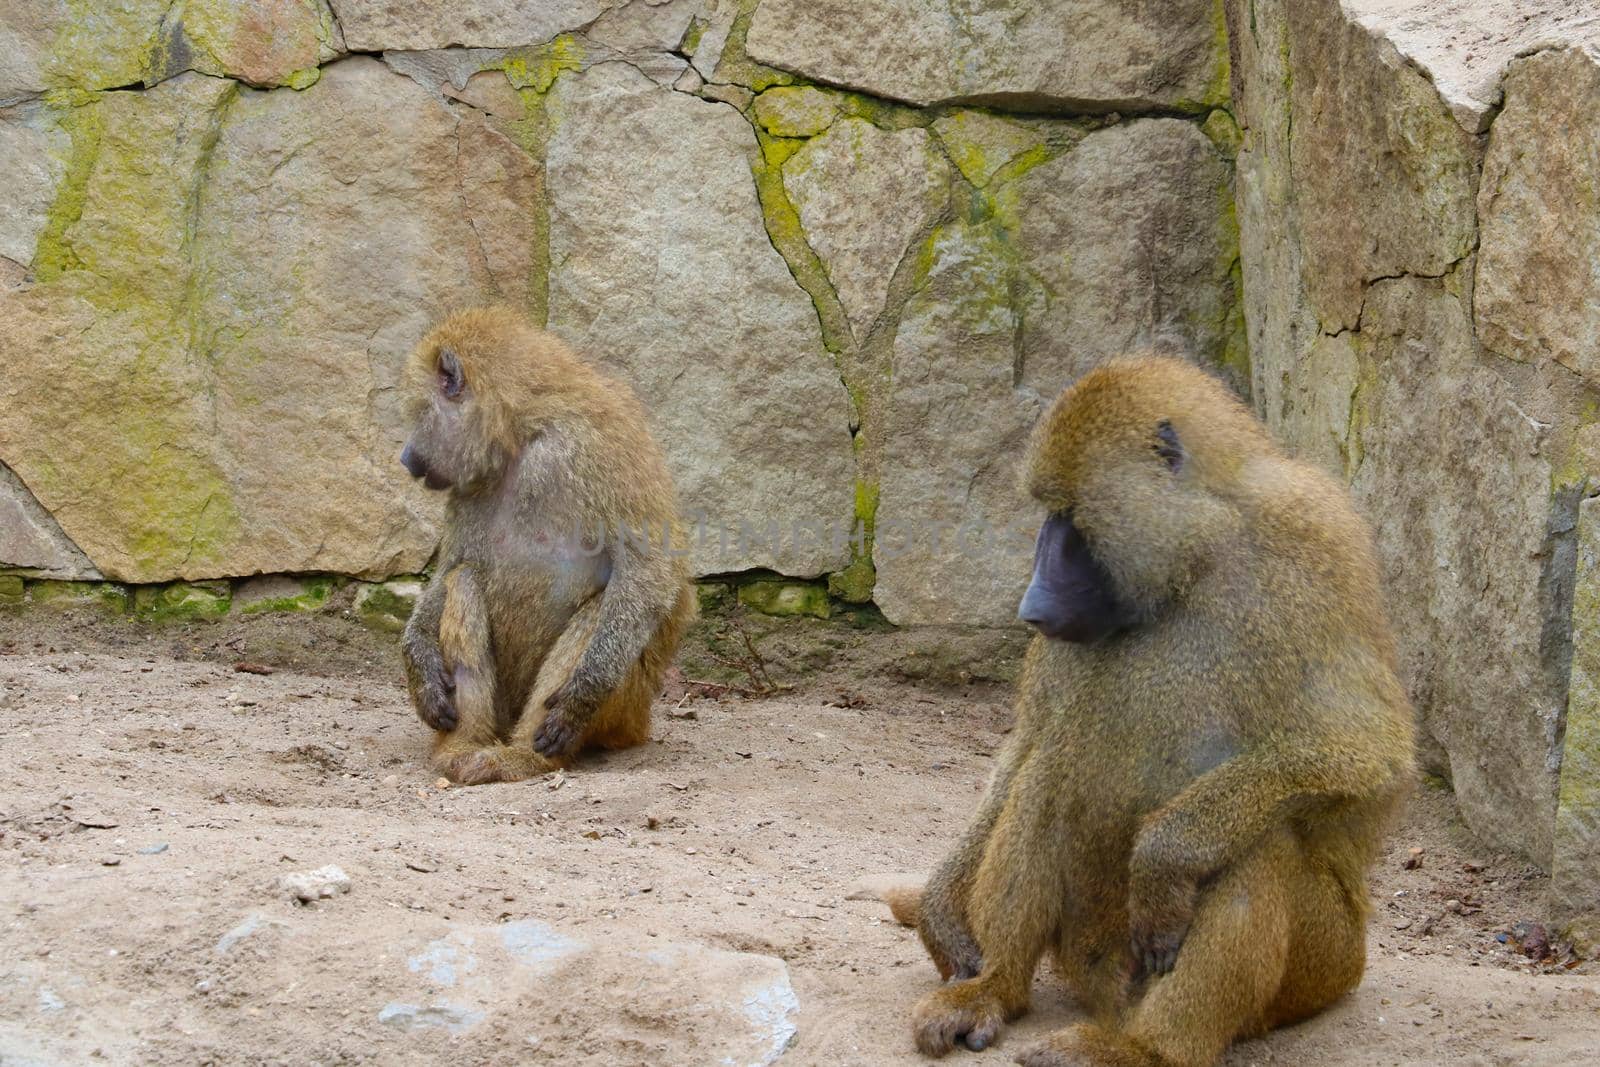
[912,983,1008,1058]
[417,684,458,733]
[964,1020,1000,1052]
[1012,1046,1071,1067]
[531,709,583,759]
[1128,924,1186,982]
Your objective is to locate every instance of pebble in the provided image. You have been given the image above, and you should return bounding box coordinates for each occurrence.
[100,856,121,867]
[278,864,352,903]
[138,843,169,855]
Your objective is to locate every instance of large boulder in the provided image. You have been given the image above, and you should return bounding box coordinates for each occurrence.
[0,0,344,96]
[745,0,1225,112]
[874,219,1039,626]
[1282,0,1479,332]
[330,0,703,54]
[0,462,98,579]
[0,60,544,581]
[329,0,603,51]
[377,920,799,1063]
[1225,0,1586,868]
[1005,119,1239,389]
[1559,497,1600,953]
[545,61,855,577]
[873,118,1239,625]
[1344,0,1600,133]
[0,0,169,99]
[1350,277,1568,868]
[1476,47,1600,382]
[781,117,950,342]
[0,102,66,282]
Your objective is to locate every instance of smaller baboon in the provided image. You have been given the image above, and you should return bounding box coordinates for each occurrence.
[889,356,1415,1067]
[398,307,696,784]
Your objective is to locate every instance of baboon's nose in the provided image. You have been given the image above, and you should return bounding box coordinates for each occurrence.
[399,441,426,480]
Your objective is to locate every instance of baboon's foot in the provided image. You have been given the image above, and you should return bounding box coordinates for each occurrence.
[1014,1024,1162,1067]
[437,744,556,785]
[912,980,1013,1057]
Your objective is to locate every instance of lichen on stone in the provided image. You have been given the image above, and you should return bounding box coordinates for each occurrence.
[235,575,336,614]
[133,580,232,621]
[737,578,831,619]
[354,578,424,633]
[502,34,585,94]
[24,580,132,613]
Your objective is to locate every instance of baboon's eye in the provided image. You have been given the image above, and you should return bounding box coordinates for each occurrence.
[1154,420,1183,472]
[438,349,465,400]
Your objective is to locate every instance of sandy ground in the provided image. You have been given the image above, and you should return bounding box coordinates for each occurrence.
[1,611,1598,1067]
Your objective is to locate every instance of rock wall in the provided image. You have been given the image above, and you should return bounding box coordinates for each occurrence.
[1226,0,1600,938]
[0,0,1240,614]
[1,0,1596,938]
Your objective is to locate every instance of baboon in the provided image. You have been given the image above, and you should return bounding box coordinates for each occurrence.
[888,356,1415,1066]
[398,306,696,785]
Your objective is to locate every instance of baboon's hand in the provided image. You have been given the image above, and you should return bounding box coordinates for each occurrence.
[1127,878,1195,981]
[409,653,458,733]
[533,679,599,759]
[911,980,1009,1056]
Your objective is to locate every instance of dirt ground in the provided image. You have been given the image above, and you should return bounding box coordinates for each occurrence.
[1,609,1598,1067]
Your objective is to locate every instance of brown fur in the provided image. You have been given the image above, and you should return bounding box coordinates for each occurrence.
[400,306,696,784]
[897,356,1416,1066]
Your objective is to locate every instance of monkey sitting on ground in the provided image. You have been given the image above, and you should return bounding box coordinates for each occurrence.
[397,306,696,785]
[884,356,1415,1066]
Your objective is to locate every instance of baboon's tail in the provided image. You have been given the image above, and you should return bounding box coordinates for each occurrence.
[882,885,923,927]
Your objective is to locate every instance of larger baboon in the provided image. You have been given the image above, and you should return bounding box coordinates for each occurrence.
[891,356,1415,1067]
[398,307,696,785]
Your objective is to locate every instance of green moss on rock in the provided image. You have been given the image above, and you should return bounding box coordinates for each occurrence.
[737,579,831,619]
[354,578,423,633]
[503,35,584,93]
[133,580,231,621]
[753,86,839,138]
[827,559,875,603]
[712,0,795,91]
[696,581,734,613]
[235,575,335,614]
[0,576,24,607]
[27,581,132,613]
[1202,109,1242,158]
[33,96,104,283]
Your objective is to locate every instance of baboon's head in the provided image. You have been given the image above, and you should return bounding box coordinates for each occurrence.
[1018,356,1267,641]
[398,307,531,495]
[400,306,568,495]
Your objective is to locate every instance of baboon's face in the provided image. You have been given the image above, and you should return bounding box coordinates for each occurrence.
[401,346,503,494]
[1017,509,1137,643]
[1018,423,1181,643]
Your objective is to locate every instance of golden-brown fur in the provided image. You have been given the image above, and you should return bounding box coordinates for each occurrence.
[400,306,696,784]
[894,356,1415,1066]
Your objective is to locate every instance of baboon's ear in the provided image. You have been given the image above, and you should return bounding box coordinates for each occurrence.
[439,348,465,400]
[1154,420,1183,473]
